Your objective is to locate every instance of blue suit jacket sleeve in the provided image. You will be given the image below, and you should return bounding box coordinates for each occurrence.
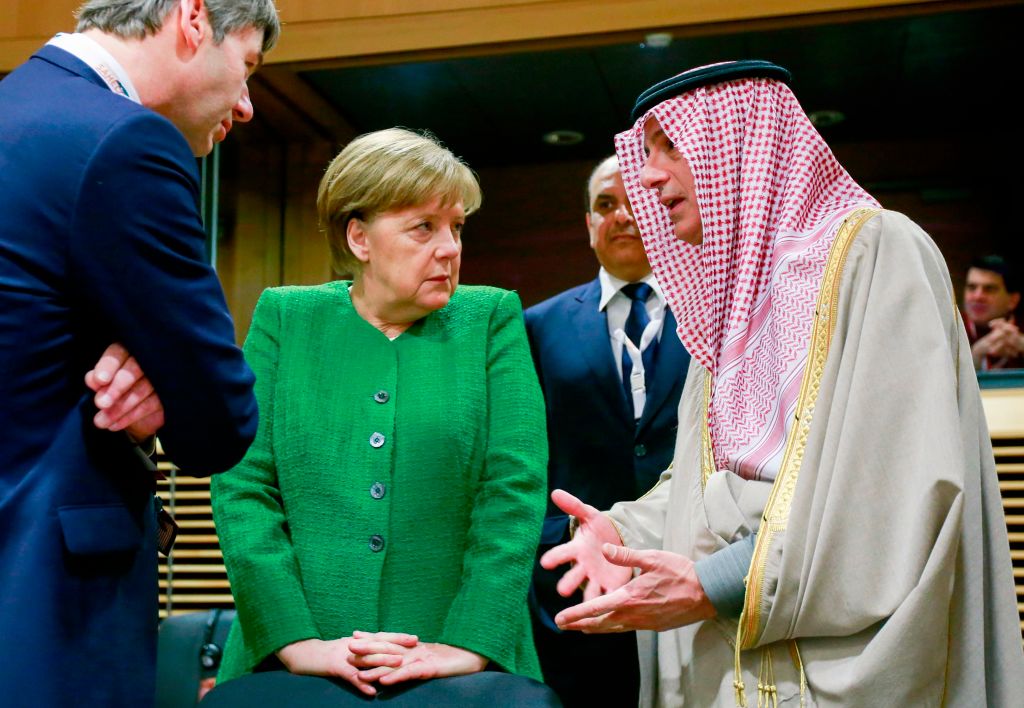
[524,306,572,546]
[68,111,257,473]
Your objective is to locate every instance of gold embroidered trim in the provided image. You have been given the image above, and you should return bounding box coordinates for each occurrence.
[602,462,674,546]
[788,639,807,707]
[637,461,673,502]
[701,368,715,489]
[761,208,873,530]
[732,207,879,702]
[952,309,962,393]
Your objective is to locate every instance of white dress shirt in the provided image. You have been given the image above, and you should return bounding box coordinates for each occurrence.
[47,33,141,104]
[598,268,667,418]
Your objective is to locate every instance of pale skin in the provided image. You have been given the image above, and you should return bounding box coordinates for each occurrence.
[539,490,716,633]
[539,123,715,634]
[964,267,1023,368]
[81,0,266,439]
[640,118,703,246]
[82,0,263,157]
[275,632,488,696]
[586,156,651,282]
[347,196,465,338]
[85,343,165,443]
[276,195,488,692]
[973,318,1024,366]
[94,197,488,692]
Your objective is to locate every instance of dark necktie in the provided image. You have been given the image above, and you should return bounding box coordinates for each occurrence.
[620,282,656,402]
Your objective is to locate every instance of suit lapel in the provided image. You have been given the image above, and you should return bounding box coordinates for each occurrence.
[637,307,689,435]
[571,279,631,414]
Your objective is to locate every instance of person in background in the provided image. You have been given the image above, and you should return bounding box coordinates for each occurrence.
[209,128,557,707]
[0,1,278,705]
[524,155,689,706]
[541,60,1024,706]
[962,254,1023,370]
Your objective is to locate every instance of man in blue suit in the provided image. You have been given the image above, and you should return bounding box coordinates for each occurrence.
[0,1,279,705]
[525,156,690,706]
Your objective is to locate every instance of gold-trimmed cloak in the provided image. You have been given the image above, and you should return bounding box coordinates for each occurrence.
[608,210,1024,706]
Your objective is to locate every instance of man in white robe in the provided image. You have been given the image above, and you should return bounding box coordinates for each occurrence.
[541,60,1024,707]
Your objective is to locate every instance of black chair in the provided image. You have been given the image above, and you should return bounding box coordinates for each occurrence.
[199,670,562,707]
[157,610,235,708]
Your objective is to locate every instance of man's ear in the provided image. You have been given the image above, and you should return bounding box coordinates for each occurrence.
[177,0,207,53]
[347,217,371,264]
[1009,291,1021,313]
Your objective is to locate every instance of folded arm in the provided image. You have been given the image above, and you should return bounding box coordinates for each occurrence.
[71,112,256,473]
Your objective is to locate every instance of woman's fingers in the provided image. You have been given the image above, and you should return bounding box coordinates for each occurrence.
[355,666,396,683]
[341,672,378,697]
[351,630,418,646]
[348,639,413,657]
[376,660,434,685]
[347,651,404,668]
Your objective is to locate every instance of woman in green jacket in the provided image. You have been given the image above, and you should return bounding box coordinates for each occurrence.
[209,128,551,703]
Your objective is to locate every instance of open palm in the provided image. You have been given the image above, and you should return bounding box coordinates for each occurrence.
[539,489,632,601]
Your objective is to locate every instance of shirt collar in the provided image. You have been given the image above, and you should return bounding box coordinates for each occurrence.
[597,267,664,311]
[47,32,141,104]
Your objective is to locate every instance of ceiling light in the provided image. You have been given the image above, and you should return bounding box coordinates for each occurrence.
[542,129,584,146]
[642,32,673,49]
[808,109,845,128]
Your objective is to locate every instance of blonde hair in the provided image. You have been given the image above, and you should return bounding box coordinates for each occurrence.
[318,128,482,274]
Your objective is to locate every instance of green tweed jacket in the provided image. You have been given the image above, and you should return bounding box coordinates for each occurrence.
[211,282,547,681]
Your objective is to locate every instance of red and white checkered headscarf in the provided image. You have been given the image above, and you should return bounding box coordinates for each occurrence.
[615,73,878,481]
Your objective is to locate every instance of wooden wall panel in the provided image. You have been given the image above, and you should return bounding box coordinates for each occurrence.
[280,142,336,287]
[215,139,335,343]
[214,134,1017,317]
[1,0,955,72]
[1,0,77,71]
[464,159,598,306]
[268,0,950,66]
[217,141,287,344]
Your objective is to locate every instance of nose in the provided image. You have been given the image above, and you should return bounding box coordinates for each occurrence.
[640,156,667,191]
[233,83,254,123]
[435,227,461,259]
[613,202,634,224]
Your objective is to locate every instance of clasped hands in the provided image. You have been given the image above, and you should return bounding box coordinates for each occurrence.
[276,634,487,697]
[539,489,716,633]
[973,318,1024,363]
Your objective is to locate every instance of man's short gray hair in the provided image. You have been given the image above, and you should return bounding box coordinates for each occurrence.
[75,0,280,53]
[585,155,618,212]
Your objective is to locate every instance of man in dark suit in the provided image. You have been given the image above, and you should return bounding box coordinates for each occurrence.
[0,1,279,705]
[525,156,690,706]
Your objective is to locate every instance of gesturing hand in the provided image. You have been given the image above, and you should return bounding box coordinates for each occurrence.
[554,544,716,633]
[354,639,488,686]
[85,342,165,442]
[276,633,418,697]
[539,489,632,601]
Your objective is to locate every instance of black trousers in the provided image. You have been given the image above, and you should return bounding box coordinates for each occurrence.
[532,619,640,708]
[200,670,562,707]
